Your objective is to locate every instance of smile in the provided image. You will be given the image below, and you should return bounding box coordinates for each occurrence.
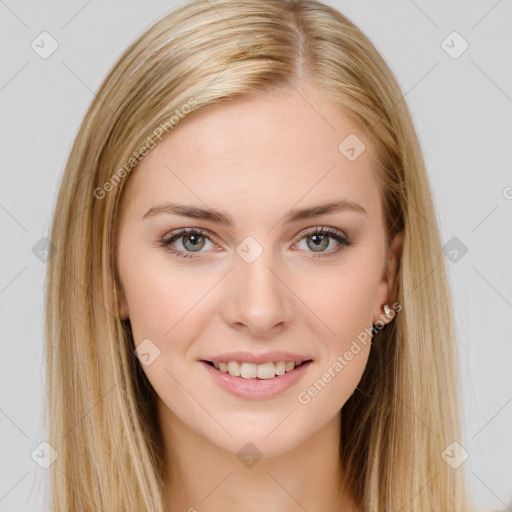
[201,359,313,400]
[205,360,310,379]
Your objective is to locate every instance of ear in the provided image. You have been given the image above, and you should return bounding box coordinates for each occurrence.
[373,231,403,325]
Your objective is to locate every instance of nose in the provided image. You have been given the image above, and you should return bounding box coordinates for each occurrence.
[220,248,294,337]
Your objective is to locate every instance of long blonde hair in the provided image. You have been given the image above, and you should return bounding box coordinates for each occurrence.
[44,0,468,510]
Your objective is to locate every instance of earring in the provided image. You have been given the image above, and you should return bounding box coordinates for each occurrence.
[383,304,391,316]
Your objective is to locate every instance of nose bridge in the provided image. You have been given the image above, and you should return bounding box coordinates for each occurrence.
[221,241,294,335]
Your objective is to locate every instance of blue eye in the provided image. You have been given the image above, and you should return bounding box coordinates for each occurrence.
[295,226,351,258]
[160,226,351,260]
[160,228,213,259]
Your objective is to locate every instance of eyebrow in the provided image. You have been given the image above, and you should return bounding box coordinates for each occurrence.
[142,199,367,225]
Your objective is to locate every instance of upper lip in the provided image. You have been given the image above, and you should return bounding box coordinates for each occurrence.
[201,351,313,365]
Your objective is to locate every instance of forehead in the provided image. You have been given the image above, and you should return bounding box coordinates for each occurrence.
[120,89,382,222]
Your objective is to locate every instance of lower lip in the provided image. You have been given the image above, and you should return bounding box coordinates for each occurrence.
[200,360,312,400]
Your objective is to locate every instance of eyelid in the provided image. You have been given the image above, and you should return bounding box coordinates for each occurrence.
[161,227,212,243]
[294,225,348,242]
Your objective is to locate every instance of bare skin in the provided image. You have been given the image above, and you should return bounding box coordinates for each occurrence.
[116,84,402,511]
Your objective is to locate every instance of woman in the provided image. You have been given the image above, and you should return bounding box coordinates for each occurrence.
[44,0,469,510]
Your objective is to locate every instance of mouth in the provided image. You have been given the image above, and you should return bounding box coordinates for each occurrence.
[200,358,313,399]
[202,359,313,380]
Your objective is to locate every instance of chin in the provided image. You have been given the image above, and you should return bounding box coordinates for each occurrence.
[207,424,305,459]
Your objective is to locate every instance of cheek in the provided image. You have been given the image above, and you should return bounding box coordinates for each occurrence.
[297,261,380,346]
[119,245,205,341]
[294,271,375,417]
[118,252,209,406]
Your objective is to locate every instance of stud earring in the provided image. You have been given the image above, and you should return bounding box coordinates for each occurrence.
[383,304,391,316]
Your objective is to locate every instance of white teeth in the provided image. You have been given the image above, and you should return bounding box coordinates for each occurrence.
[274,361,286,375]
[257,362,276,380]
[213,360,303,379]
[285,361,295,372]
[240,362,258,378]
[227,361,241,377]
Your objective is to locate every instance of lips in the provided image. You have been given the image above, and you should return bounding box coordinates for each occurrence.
[201,359,312,399]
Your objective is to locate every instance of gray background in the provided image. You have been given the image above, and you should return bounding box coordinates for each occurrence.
[1,1,511,510]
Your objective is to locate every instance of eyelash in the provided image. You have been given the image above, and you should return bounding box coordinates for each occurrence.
[159,226,352,260]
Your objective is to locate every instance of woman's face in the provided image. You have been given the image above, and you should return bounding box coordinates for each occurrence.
[116,86,400,457]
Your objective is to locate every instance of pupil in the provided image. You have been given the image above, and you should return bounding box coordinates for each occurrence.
[184,234,204,251]
[309,234,328,251]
